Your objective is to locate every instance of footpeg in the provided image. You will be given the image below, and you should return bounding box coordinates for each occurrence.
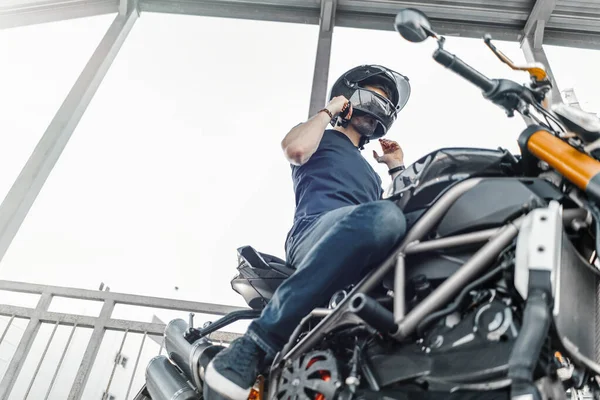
[348,293,397,334]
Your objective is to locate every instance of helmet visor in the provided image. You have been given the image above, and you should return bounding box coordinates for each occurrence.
[344,65,411,112]
[348,88,397,128]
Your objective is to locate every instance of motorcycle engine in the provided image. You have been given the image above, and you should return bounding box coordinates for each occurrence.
[424,289,518,352]
[363,286,520,392]
[275,266,521,398]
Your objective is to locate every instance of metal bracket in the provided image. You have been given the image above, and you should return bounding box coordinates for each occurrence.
[514,200,562,302]
[120,0,140,16]
[562,88,582,110]
[522,0,557,48]
[533,19,545,49]
[519,0,561,107]
[321,0,335,33]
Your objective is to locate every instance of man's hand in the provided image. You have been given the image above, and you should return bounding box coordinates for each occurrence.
[373,138,404,168]
[326,95,353,118]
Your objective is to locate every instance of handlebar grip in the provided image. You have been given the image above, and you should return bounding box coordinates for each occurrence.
[433,48,497,93]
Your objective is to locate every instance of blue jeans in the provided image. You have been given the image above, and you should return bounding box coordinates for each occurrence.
[247,200,407,358]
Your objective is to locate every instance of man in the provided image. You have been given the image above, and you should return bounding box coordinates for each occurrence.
[205,65,411,400]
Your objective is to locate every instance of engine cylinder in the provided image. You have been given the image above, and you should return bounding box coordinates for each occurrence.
[145,355,198,400]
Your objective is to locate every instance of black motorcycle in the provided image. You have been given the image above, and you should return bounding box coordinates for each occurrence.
[136,8,600,400]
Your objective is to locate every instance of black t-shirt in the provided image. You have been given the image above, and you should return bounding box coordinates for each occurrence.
[287,130,383,242]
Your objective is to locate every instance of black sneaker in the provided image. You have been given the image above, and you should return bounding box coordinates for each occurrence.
[204,335,266,400]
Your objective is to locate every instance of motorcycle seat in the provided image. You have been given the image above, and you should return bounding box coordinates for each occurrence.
[237,245,295,277]
[232,246,295,309]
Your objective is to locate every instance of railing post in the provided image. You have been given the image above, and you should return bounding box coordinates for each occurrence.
[0,292,52,399]
[68,299,115,400]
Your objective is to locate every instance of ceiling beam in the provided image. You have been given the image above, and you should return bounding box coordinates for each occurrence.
[0,0,118,30]
[0,0,598,51]
[522,0,557,48]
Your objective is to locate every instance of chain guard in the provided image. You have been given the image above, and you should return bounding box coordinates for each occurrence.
[275,350,341,400]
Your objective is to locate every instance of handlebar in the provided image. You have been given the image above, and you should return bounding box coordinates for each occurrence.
[433,47,497,94]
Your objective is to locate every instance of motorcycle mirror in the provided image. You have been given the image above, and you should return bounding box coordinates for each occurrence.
[395,8,437,43]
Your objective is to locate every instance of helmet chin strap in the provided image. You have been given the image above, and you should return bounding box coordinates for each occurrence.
[358,136,370,150]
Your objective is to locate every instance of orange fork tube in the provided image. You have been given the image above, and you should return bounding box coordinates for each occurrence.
[525,129,600,201]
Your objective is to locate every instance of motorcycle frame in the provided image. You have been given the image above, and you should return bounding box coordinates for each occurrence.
[267,174,589,399]
[265,179,519,399]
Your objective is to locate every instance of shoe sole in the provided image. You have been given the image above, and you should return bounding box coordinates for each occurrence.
[204,361,252,400]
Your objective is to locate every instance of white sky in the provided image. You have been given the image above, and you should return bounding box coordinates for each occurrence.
[0,12,599,308]
[0,10,600,400]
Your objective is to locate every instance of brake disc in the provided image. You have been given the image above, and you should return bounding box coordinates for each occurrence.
[275,350,341,400]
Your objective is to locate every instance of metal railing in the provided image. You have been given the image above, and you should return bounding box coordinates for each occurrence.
[0,279,244,400]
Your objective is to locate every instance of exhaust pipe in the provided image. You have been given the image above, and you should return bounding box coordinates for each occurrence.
[145,355,198,400]
[164,319,225,388]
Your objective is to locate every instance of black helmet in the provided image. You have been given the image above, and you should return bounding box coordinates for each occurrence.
[329,65,411,143]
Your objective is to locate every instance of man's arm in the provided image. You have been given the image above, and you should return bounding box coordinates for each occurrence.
[388,162,405,181]
[373,138,405,183]
[281,96,350,166]
[281,112,330,166]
